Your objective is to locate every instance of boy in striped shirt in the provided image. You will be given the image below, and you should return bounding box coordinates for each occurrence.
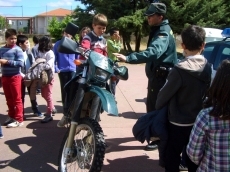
[0,28,24,128]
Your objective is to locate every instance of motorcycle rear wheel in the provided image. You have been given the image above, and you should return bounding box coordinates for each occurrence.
[58,118,105,172]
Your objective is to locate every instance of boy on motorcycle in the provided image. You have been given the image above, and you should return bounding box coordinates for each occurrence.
[57,13,108,126]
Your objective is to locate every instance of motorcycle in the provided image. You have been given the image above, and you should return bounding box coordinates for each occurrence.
[57,35,128,172]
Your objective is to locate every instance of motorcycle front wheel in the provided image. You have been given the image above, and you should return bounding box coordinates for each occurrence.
[58,118,105,172]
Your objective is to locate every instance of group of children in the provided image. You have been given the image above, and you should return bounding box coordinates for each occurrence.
[0,29,57,131]
[0,13,122,134]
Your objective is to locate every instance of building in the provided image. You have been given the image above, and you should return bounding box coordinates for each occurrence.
[32,8,72,34]
[5,17,32,33]
[3,8,72,35]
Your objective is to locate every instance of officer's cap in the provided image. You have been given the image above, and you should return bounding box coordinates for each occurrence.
[144,3,166,16]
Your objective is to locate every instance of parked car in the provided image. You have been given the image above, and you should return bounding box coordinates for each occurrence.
[203,28,224,43]
[202,28,230,80]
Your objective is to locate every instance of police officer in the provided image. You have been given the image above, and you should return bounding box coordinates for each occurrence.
[114,3,178,151]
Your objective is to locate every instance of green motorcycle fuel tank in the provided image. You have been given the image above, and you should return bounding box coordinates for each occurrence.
[85,51,118,116]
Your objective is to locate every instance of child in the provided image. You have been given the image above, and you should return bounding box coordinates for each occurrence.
[155,25,212,171]
[53,29,78,110]
[31,35,41,95]
[57,13,108,127]
[80,13,108,58]
[16,34,43,118]
[31,35,39,58]
[79,26,91,43]
[0,28,24,128]
[38,36,56,123]
[107,27,122,96]
[187,59,230,172]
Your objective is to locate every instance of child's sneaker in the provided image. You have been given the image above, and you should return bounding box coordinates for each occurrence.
[44,108,57,116]
[52,108,57,115]
[41,115,53,123]
[34,110,44,118]
[6,120,24,128]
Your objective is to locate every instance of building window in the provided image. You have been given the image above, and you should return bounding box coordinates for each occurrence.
[19,21,23,25]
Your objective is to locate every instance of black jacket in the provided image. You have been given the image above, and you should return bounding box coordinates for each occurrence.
[156,55,212,124]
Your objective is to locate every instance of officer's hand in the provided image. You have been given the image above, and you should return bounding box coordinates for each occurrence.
[113,53,126,62]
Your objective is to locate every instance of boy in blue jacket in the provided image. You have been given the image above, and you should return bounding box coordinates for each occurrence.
[53,30,78,127]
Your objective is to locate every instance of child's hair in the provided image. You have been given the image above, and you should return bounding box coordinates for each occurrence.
[38,36,53,53]
[204,59,230,120]
[109,27,119,36]
[5,28,17,39]
[33,35,39,44]
[79,26,91,42]
[181,25,205,51]
[93,13,108,26]
[16,34,28,46]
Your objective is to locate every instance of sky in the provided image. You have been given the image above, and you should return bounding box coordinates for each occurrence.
[0,0,84,17]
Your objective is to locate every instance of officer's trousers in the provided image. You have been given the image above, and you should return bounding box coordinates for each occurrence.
[146,76,167,113]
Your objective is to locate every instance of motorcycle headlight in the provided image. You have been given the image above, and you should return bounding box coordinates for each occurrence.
[94,68,110,82]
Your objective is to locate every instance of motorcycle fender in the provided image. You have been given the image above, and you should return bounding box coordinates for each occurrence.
[87,86,118,116]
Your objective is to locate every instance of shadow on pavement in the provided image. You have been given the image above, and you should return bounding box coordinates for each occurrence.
[3,121,66,172]
[102,156,164,172]
[135,97,146,103]
[24,104,63,115]
[105,137,143,153]
[102,156,163,172]
[119,112,146,120]
[103,137,164,171]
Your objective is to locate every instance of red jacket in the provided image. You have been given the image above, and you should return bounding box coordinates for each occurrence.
[80,31,107,60]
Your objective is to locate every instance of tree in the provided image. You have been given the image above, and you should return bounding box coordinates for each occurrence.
[115,8,149,52]
[72,0,150,52]
[161,0,230,33]
[0,16,6,31]
[47,15,73,41]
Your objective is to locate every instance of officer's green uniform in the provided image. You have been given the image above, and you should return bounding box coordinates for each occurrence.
[126,19,177,112]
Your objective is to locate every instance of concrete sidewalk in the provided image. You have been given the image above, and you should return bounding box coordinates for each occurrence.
[0,64,165,172]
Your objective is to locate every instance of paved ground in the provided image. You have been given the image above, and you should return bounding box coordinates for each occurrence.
[0,64,165,172]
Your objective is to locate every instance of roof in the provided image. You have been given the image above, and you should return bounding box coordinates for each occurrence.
[36,8,72,17]
[6,17,31,20]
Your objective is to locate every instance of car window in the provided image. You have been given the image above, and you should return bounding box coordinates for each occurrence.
[203,44,215,62]
[214,45,230,69]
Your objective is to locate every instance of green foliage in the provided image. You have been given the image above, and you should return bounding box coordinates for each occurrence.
[0,16,6,30]
[71,7,93,31]
[47,15,73,41]
[161,0,230,33]
[18,28,24,34]
[23,27,28,33]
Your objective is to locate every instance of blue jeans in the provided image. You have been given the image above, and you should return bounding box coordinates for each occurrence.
[109,76,119,96]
